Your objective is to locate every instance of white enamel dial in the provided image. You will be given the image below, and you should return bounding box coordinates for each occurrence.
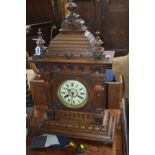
[58,80,88,109]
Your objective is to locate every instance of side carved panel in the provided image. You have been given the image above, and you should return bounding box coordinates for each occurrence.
[106,75,123,109]
[30,78,48,106]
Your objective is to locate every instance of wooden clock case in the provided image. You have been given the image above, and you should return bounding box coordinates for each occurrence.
[29,1,123,144]
[29,70,123,143]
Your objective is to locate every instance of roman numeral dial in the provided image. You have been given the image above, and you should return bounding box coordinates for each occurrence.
[58,80,88,109]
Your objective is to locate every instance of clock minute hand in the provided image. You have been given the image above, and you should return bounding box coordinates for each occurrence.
[78,95,84,100]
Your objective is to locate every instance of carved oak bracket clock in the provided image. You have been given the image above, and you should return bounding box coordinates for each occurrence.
[29,0,122,144]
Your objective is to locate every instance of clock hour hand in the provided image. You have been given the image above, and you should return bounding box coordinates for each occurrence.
[63,87,71,93]
[64,94,69,99]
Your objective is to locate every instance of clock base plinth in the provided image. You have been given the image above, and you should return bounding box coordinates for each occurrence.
[36,109,116,144]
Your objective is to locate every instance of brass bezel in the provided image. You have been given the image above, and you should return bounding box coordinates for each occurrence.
[57,80,89,109]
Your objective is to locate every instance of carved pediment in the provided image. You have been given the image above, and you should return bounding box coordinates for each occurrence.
[48,0,104,58]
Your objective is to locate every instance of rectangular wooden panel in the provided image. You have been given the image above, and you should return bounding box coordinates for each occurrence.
[30,77,48,106]
[106,75,123,109]
[107,0,129,50]
[26,0,54,24]
[100,0,129,56]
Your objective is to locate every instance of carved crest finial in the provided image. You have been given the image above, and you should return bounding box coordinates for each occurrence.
[66,0,77,14]
[61,0,87,31]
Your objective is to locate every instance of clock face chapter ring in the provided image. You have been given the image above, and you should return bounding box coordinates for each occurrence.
[57,80,89,109]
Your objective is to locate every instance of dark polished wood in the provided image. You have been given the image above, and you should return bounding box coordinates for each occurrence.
[27,106,122,155]
[104,0,129,56]
[26,0,54,25]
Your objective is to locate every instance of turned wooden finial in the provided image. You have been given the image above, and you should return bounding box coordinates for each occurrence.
[32,28,48,58]
[36,28,45,46]
[93,31,104,60]
[95,31,104,51]
[96,31,100,37]
[38,28,42,36]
